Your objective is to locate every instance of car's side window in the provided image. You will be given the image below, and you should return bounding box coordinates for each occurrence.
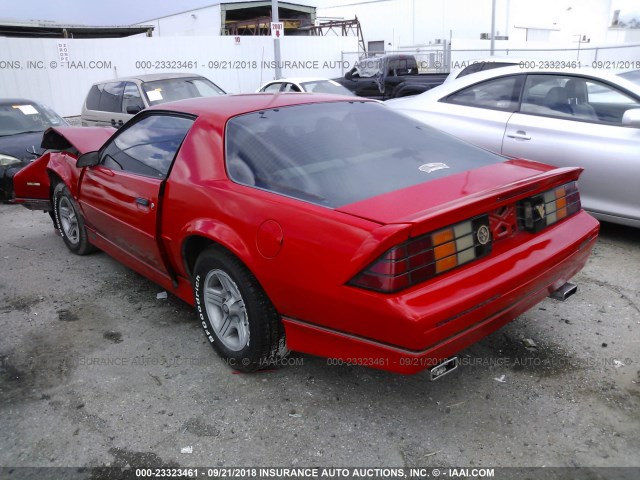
[456,63,485,79]
[122,82,145,114]
[85,84,103,110]
[585,80,640,124]
[98,82,125,113]
[263,83,282,93]
[100,115,194,179]
[282,83,301,92]
[445,76,522,111]
[520,74,640,124]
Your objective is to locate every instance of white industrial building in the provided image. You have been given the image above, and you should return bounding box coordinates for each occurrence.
[137,0,640,57]
[316,0,635,51]
[138,0,319,37]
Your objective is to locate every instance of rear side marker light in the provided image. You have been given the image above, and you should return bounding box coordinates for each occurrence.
[518,181,581,233]
[349,215,492,293]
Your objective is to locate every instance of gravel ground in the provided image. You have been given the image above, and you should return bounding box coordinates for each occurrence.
[0,203,638,472]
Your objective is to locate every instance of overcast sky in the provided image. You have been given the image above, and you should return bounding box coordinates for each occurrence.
[0,0,220,24]
[0,0,638,26]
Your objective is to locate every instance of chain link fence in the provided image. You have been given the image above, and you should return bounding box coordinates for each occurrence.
[340,43,640,75]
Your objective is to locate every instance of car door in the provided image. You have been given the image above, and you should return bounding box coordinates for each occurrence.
[78,113,194,274]
[417,75,523,152]
[502,74,640,224]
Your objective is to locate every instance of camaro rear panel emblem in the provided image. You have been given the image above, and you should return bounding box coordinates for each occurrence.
[477,225,491,245]
[419,162,449,173]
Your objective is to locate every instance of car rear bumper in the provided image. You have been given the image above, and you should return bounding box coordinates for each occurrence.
[283,211,599,374]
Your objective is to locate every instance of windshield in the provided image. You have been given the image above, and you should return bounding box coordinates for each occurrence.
[225,102,503,208]
[301,80,354,96]
[0,102,67,136]
[619,70,640,87]
[354,58,381,78]
[141,77,226,105]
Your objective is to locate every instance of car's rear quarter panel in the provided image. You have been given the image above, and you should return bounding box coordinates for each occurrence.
[161,115,387,298]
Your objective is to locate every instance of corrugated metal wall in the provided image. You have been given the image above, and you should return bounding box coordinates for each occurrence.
[0,35,359,117]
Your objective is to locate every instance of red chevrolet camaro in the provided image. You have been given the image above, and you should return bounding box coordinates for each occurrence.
[11,94,599,377]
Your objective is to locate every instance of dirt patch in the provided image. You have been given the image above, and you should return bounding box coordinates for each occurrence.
[183,417,220,437]
[472,331,581,377]
[0,294,42,313]
[57,309,80,322]
[103,331,123,344]
[89,448,180,479]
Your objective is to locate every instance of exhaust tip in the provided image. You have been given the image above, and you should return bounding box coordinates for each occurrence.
[549,282,578,301]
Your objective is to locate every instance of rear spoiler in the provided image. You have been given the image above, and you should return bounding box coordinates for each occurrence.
[404,166,584,237]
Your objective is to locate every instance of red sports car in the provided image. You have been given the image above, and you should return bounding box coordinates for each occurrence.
[11,94,599,377]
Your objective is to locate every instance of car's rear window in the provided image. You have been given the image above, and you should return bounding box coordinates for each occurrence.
[141,77,225,105]
[225,101,504,208]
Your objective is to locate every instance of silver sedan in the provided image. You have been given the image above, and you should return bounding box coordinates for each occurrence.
[388,66,640,227]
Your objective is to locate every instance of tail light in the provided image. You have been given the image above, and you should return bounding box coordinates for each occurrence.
[517,181,581,233]
[349,215,492,293]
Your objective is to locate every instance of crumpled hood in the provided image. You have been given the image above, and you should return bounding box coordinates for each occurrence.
[41,126,115,154]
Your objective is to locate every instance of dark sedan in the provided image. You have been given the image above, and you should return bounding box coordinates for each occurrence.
[0,99,68,201]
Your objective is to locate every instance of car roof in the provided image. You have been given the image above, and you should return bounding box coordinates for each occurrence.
[455,56,534,66]
[91,72,204,85]
[427,65,640,97]
[263,77,334,84]
[0,98,43,106]
[150,93,374,121]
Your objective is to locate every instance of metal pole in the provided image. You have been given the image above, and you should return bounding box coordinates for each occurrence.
[412,0,415,46]
[272,0,282,79]
[490,0,496,56]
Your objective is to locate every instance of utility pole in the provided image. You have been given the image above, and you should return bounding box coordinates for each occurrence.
[272,0,282,79]
[490,0,496,55]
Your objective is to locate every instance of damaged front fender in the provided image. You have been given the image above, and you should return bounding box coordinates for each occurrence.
[11,153,54,210]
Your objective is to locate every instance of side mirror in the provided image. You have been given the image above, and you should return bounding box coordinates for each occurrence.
[621,108,640,128]
[126,105,142,114]
[76,151,100,168]
[345,70,353,80]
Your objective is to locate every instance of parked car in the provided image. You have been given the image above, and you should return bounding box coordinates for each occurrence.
[81,73,226,128]
[443,56,533,84]
[333,54,449,99]
[11,94,598,376]
[257,77,354,96]
[0,98,68,202]
[388,67,640,228]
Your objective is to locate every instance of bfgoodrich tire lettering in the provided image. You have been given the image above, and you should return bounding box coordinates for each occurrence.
[193,247,287,372]
[52,183,96,255]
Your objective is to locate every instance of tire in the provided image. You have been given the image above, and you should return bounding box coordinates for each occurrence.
[193,247,287,372]
[52,183,96,255]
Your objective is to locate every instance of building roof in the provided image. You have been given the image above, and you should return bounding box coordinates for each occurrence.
[0,20,153,38]
[139,0,318,23]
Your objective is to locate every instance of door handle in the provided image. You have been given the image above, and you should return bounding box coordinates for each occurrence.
[110,119,116,126]
[118,120,124,127]
[135,197,149,206]
[507,130,531,140]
